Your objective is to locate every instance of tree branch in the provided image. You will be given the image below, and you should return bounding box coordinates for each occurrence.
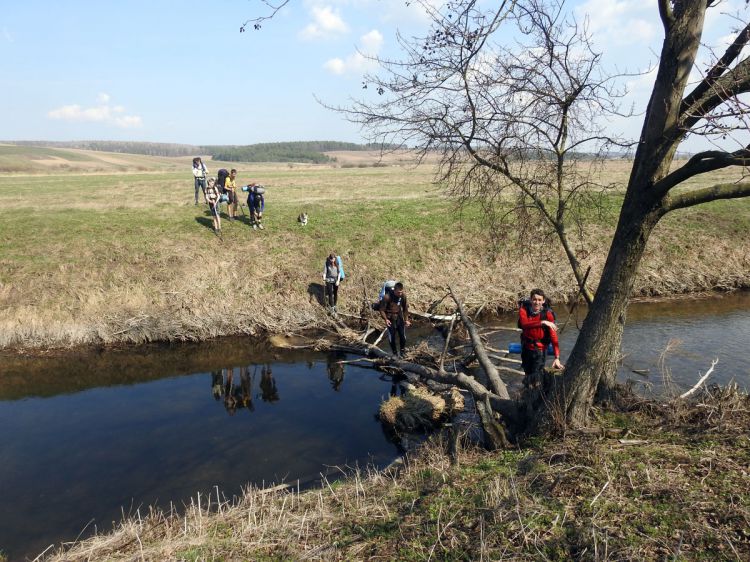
[679,57,750,131]
[449,286,511,400]
[240,0,290,31]
[680,21,750,116]
[658,0,674,31]
[662,181,750,213]
[653,147,750,196]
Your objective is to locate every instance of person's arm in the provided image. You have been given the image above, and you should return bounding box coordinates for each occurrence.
[547,311,564,369]
[403,295,411,326]
[322,263,327,281]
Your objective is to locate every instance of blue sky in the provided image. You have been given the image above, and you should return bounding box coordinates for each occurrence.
[0,0,746,147]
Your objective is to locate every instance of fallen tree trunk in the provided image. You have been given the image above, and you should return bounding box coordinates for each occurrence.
[449,286,510,400]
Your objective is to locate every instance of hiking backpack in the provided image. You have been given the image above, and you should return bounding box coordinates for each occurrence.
[336,256,346,280]
[372,280,397,311]
[217,169,229,192]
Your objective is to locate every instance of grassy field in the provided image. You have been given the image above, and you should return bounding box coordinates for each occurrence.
[1,144,749,350]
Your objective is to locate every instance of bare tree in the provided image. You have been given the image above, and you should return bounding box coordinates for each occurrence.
[333,0,632,304]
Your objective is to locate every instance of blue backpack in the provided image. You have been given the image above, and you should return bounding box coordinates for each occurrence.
[336,256,345,280]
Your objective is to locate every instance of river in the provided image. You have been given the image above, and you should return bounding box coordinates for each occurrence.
[0,292,748,560]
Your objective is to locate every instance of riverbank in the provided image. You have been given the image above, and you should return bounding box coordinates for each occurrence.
[35,386,749,561]
[2,150,749,352]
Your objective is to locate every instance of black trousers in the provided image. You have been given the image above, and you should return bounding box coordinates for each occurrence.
[325,281,338,306]
[521,347,546,387]
[387,316,406,354]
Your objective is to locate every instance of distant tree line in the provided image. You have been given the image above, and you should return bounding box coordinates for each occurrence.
[4,140,399,163]
[7,140,200,157]
[205,141,398,163]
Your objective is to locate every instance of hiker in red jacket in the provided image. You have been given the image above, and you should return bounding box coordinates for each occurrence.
[518,288,563,385]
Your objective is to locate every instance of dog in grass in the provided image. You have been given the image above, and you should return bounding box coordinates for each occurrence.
[297,212,308,226]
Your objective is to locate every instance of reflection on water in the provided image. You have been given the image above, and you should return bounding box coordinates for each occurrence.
[0,350,401,560]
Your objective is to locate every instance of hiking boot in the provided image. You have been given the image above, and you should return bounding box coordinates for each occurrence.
[252,224,258,230]
[258,223,264,230]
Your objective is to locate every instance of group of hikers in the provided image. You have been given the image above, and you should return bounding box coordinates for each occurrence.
[192,157,563,374]
[192,157,265,236]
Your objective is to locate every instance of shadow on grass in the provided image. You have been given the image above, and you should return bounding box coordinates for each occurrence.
[195,215,216,232]
[308,282,325,306]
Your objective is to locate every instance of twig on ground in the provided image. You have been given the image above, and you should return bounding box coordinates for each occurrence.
[677,358,719,400]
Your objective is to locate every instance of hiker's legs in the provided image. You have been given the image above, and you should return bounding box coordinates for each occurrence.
[325,282,335,307]
[521,348,545,387]
[194,178,205,204]
[395,317,406,353]
[331,283,339,306]
[387,322,398,354]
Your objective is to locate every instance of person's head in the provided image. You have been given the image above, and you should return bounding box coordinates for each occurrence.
[393,282,404,298]
[529,288,546,313]
[207,178,215,188]
[192,157,201,167]
[230,168,237,178]
[328,253,336,264]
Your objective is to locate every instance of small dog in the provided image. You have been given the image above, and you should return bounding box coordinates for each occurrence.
[297,212,308,226]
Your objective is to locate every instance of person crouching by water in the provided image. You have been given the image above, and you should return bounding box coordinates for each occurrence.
[518,288,564,388]
[204,178,222,236]
[192,157,208,206]
[322,253,342,314]
[379,282,411,358]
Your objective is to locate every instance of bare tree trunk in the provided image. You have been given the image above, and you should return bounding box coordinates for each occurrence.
[536,197,663,428]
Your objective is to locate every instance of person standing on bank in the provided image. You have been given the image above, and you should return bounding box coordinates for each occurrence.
[192,157,208,206]
[322,253,342,313]
[518,288,564,386]
[379,282,411,357]
[225,169,238,221]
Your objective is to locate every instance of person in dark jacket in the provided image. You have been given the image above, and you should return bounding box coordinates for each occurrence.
[379,282,411,357]
[518,288,563,386]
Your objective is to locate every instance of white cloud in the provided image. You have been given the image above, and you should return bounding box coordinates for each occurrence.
[323,29,383,75]
[2,27,13,43]
[48,95,142,128]
[359,29,383,54]
[576,0,657,46]
[324,58,347,75]
[299,5,349,40]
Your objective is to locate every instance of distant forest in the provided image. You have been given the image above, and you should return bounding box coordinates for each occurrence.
[6,140,397,162]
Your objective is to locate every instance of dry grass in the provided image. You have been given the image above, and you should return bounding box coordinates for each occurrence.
[1,149,749,351]
[379,387,465,431]
[40,388,750,561]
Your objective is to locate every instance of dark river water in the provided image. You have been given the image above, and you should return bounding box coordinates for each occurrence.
[1,292,748,560]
